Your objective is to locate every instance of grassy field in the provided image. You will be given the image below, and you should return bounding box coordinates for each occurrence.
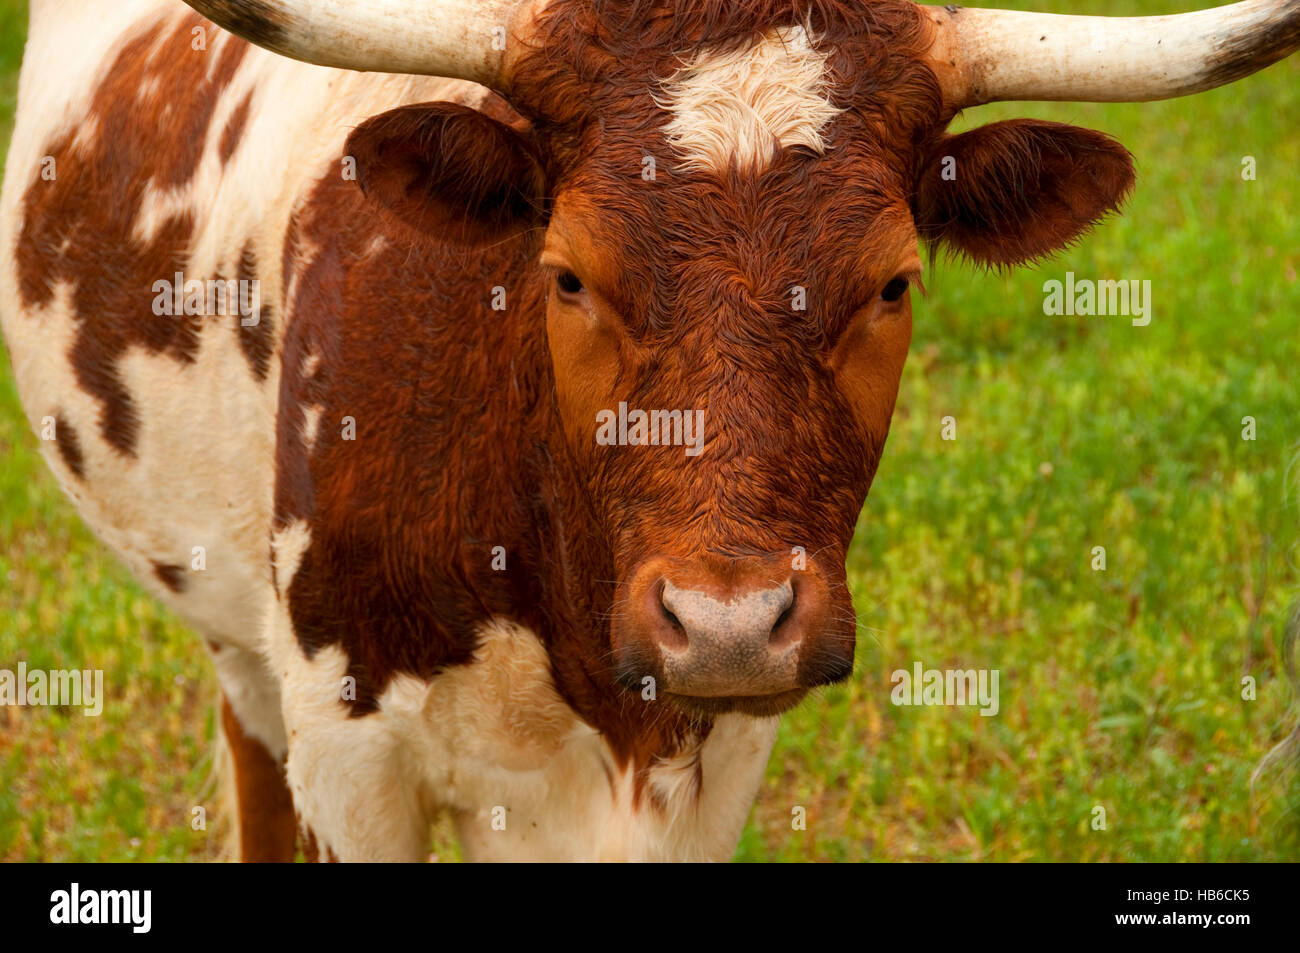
[2,0,1299,862]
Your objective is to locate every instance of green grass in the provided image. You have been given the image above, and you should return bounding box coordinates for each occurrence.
[3,0,1299,861]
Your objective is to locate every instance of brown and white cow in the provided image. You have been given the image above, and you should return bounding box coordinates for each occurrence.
[1,0,1297,861]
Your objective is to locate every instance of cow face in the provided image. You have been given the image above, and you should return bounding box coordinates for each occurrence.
[347,1,1133,716]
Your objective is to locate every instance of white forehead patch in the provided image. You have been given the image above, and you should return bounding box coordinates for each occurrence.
[656,25,842,175]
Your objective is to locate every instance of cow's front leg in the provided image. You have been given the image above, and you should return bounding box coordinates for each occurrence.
[277,644,431,862]
[210,643,297,862]
[265,521,432,861]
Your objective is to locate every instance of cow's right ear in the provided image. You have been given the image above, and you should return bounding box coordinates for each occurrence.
[345,102,546,245]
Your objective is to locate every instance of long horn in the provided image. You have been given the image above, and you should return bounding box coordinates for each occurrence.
[182,1,536,88]
[926,0,1300,108]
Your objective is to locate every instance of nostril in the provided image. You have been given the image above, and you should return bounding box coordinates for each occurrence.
[769,580,798,646]
[654,580,690,651]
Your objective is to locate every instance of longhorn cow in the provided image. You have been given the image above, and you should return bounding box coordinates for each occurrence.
[2,0,1297,860]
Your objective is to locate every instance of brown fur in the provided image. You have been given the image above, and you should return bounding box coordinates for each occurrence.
[234,242,274,380]
[220,695,297,862]
[52,412,84,479]
[151,561,187,593]
[219,90,254,166]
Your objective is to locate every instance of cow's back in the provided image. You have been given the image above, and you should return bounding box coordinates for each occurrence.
[0,0,479,648]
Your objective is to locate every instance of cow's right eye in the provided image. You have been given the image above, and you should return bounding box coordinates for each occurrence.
[556,270,585,296]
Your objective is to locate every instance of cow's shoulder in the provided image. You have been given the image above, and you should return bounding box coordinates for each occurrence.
[268,136,551,711]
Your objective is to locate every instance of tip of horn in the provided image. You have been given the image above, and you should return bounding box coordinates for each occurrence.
[926,0,1300,109]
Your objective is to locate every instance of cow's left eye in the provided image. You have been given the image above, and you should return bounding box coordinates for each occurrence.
[556,270,585,297]
[880,277,909,302]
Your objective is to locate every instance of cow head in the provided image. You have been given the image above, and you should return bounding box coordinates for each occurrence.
[189,0,1300,716]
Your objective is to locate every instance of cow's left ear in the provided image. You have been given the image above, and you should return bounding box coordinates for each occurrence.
[913,119,1135,267]
[345,102,546,245]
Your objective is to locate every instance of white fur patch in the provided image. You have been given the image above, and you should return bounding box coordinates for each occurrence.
[300,403,323,452]
[270,519,312,596]
[268,614,779,862]
[657,25,842,174]
[211,642,287,758]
